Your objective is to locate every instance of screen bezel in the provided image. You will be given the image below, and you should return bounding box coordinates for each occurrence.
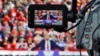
[28,5,68,28]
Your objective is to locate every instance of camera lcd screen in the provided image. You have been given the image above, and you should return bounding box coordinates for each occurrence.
[34,10,63,26]
[28,5,68,28]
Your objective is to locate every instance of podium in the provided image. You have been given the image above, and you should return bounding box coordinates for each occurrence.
[38,50,59,56]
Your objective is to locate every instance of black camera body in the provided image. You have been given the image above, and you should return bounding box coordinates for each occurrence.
[28,4,68,29]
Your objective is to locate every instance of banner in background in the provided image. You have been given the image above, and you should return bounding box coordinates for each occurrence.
[0,50,88,56]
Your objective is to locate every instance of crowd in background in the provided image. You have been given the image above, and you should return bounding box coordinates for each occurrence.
[0,0,90,51]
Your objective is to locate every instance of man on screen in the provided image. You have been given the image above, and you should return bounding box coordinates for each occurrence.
[41,10,57,20]
[31,30,64,51]
[40,10,58,24]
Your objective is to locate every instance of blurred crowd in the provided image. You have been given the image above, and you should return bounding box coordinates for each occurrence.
[0,0,90,51]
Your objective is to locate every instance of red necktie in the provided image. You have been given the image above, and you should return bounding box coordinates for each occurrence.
[47,41,49,51]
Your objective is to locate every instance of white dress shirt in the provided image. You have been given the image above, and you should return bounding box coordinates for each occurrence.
[45,40,51,51]
[47,15,50,20]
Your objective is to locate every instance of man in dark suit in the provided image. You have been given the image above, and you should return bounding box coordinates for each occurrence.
[41,10,57,24]
[41,10,57,20]
[31,30,64,51]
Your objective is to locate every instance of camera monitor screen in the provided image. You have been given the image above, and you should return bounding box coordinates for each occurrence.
[34,10,63,26]
[28,5,68,28]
